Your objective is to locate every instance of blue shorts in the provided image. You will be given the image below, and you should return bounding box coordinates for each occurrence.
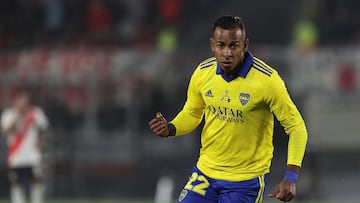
[177,167,267,203]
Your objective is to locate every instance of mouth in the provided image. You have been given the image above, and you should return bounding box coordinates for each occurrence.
[221,61,233,68]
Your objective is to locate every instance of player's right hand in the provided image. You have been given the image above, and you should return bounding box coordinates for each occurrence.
[149,112,169,137]
[268,180,296,202]
[3,122,18,136]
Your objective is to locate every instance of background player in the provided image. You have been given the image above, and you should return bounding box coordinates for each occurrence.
[1,90,49,203]
[149,16,308,202]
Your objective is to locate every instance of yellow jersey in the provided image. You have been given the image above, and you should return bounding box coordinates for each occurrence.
[170,51,308,182]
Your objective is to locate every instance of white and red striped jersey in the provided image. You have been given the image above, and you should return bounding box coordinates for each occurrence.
[1,107,49,168]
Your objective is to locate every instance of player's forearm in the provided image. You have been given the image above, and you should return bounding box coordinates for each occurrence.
[39,128,48,137]
[287,127,308,167]
[2,124,17,136]
[286,164,300,173]
[279,109,308,167]
[39,129,48,142]
[36,128,48,150]
[170,108,203,136]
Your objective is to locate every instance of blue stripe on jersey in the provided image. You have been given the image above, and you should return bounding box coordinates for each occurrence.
[253,58,273,74]
[252,64,272,76]
[200,63,215,69]
[200,58,216,66]
[252,62,272,76]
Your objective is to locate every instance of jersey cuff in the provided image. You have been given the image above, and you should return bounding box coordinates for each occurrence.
[283,170,298,183]
[168,123,176,137]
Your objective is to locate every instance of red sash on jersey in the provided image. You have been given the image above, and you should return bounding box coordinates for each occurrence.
[7,108,36,162]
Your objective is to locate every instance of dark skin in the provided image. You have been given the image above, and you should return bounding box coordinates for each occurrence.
[148,112,168,137]
[149,26,300,202]
[210,27,249,77]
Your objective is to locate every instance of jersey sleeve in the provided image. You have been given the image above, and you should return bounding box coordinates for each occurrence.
[1,110,14,131]
[266,72,308,167]
[35,108,49,130]
[170,67,205,136]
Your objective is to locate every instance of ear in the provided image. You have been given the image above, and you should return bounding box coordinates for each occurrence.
[243,38,249,52]
[210,38,215,52]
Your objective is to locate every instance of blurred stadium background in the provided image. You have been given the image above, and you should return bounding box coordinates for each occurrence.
[0,0,359,202]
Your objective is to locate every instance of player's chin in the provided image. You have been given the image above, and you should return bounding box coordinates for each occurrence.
[221,64,235,73]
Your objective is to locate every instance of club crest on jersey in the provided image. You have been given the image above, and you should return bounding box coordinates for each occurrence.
[178,189,188,202]
[239,92,250,106]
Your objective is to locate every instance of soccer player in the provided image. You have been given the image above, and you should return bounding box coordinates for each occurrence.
[1,90,49,203]
[149,16,308,203]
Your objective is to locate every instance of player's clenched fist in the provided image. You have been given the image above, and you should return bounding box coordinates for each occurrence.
[149,112,169,137]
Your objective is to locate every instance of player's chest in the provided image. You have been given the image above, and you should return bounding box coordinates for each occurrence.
[199,78,265,112]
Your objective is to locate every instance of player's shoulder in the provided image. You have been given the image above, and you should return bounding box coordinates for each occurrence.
[196,57,217,71]
[2,108,15,115]
[251,56,279,78]
[191,57,217,80]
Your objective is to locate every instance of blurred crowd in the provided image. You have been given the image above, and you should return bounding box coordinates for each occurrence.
[0,0,359,155]
[0,0,359,153]
[0,0,359,50]
[315,0,360,44]
[0,0,183,48]
[292,0,360,50]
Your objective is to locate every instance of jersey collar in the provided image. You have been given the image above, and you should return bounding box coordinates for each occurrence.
[216,51,254,82]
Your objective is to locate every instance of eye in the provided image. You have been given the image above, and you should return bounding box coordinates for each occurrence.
[230,43,240,49]
[216,43,225,48]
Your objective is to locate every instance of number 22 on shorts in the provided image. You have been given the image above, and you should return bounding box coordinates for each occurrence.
[184,172,210,196]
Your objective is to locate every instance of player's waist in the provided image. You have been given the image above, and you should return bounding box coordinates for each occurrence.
[196,157,270,182]
[193,165,268,184]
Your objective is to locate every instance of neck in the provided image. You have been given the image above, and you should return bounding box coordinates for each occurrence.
[15,106,30,115]
[223,54,245,77]
[223,67,239,77]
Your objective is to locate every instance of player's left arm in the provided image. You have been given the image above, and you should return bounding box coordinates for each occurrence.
[35,108,50,150]
[266,71,308,202]
[36,129,48,150]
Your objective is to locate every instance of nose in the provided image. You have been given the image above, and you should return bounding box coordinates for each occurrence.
[223,47,232,58]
